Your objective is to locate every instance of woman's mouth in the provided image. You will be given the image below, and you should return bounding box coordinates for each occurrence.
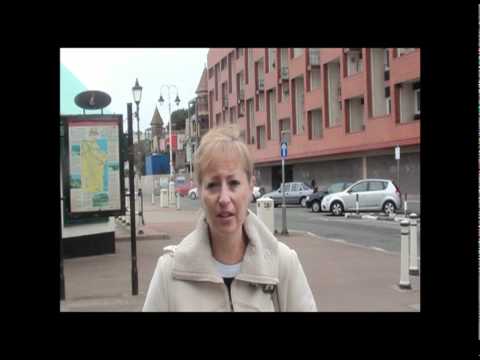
[217,212,234,219]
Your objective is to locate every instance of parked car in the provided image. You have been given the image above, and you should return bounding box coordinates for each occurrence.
[188,186,264,201]
[188,187,198,200]
[175,176,194,197]
[305,182,352,213]
[252,186,265,202]
[261,182,313,207]
[321,179,401,216]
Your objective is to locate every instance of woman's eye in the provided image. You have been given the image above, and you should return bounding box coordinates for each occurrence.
[206,183,218,189]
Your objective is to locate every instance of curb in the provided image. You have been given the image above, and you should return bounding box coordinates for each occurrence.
[115,231,170,242]
[341,213,421,222]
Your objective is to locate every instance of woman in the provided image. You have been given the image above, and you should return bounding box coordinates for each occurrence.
[143,125,317,312]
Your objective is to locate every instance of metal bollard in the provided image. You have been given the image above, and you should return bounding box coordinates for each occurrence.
[356,193,359,215]
[399,219,412,289]
[409,213,419,276]
[176,191,180,210]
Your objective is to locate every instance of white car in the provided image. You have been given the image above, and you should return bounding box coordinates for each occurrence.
[321,179,401,216]
[188,187,198,200]
[188,186,263,201]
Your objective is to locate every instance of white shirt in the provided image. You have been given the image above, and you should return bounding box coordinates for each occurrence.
[213,258,242,279]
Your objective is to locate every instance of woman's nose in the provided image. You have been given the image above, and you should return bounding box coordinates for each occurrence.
[218,185,231,205]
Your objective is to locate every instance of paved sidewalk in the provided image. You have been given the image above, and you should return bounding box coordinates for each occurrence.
[60,201,420,312]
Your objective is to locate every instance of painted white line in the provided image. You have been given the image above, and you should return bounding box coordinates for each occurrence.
[370,246,388,253]
[300,230,399,255]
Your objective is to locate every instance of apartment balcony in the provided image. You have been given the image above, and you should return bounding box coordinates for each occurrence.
[307,54,320,70]
[278,66,289,84]
[237,89,245,104]
[256,79,265,94]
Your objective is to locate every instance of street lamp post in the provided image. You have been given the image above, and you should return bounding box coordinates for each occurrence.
[132,79,145,229]
[159,85,180,206]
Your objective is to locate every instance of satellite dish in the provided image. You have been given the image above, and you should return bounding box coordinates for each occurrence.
[74,90,111,110]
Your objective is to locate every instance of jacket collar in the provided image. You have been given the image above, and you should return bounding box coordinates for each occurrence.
[171,209,279,285]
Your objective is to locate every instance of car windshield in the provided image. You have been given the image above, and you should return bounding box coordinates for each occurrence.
[328,183,344,193]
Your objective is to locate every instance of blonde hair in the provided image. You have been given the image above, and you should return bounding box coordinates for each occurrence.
[194,125,253,186]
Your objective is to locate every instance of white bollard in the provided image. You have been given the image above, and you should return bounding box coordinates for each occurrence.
[399,219,411,289]
[169,181,176,207]
[256,197,274,233]
[355,194,359,214]
[409,213,419,276]
[404,193,408,216]
[160,189,168,208]
[176,191,180,210]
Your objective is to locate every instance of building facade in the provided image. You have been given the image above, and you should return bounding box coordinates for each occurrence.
[206,48,420,196]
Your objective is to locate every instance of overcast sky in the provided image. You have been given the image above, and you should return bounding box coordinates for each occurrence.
[60,48,209,132]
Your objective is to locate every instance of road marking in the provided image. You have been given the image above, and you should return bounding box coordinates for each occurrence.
[301,231,398,255]
[370,247,388,253]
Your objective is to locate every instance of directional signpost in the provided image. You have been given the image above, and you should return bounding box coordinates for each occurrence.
[281,140,288,235]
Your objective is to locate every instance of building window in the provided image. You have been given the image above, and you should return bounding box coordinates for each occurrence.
[310,68,321,90]
[385,87,391,115]
[293,48,303,58]
[346,49,363,76]
[236,48,243,59]
[384,48,390,70]
[294,77,305,135]
[221,57,227,71]
[414,88,420,115]
[347,97,365,133]
[268,48,276,73]
[259,92,265,112]
[258,126,266,149]
[311,109,323,138]
[279,118,291,144]
[268,89,277,141]
[208,67,214,79]
[397,48,415,57]
[247,99,255,144]
[247,48,254,84]
[398,81,420,123]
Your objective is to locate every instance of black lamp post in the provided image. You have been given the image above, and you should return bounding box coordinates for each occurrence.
[132,79,145,227]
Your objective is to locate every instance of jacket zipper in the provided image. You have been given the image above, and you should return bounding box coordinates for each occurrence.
[227,279,234,312]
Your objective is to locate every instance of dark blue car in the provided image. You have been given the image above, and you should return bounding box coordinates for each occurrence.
[305,182,352,213]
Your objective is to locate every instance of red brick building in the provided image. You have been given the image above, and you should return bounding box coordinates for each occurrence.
[206,48,420,196]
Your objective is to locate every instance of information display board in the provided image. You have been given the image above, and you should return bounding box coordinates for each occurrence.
[63,115,126,218]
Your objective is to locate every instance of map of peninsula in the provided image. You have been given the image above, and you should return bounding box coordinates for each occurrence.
[80,139,108,193]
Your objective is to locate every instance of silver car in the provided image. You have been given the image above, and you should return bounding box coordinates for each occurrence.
[321,179,401,216]
[261,182,313,207]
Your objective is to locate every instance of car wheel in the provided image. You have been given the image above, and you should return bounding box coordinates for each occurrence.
[189,192,197,200]
[312,201,321,213]
[300,197,307,208]
[383,201,396,216]
[330,201,344,216]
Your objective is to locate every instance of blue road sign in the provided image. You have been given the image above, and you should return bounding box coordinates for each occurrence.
[281,142,288,158]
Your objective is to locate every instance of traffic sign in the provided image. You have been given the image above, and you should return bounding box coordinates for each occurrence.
[281,142,288,158]
[395,146,400,160]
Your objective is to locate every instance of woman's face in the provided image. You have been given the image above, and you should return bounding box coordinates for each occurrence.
[199,152,253,239]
